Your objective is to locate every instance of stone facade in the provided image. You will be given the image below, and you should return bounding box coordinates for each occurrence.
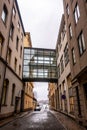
[56,14,74,116]
[48,0,87,127]
[0,0,25,118]
[63,0,87,127]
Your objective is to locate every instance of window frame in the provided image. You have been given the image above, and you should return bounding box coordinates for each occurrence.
[1,4,8,24]
[12,6,16,18]
[16,36,19,51]
[10,22,14,39]
[72,48,76,65]
[58,64,60,78]
[17,21,20,31]
[69,24,73,39]
[78,31,86,56]
[0,33,4,56]
[64,43,69,66]
[7,48,11,65]
[11,84,15,106]
[14,58,17,72]
[60,55,64,73]
[19,65,21,76]
[66,4,70,17]
[74,3,80,24]
[2,79,9,106]
[20,46,22,58]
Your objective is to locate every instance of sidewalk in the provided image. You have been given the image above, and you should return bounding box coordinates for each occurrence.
[0,111,30,127]
[51,110,86,130]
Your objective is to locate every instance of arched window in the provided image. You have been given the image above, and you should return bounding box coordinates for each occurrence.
[2,79,9,105]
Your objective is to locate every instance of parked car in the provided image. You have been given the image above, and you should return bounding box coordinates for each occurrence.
[34,106,41,111]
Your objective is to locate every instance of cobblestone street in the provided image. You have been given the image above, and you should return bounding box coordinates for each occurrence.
[0,110,86,130]
[0,110,66,130]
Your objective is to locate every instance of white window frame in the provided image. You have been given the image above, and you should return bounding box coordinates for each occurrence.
[74,4,80,24]
[1,5,8,24]
[72,48,76,64]
[78,31,86,55]
[69,24,73,38]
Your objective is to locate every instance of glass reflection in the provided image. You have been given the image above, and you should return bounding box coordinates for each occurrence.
[23,48,57,81]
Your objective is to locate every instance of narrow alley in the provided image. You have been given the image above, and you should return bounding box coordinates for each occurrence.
[0,110,66,130]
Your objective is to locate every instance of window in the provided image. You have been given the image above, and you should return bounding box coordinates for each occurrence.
[10,23,14,39]
[72,48,76,64]
[16,36,19,51]
[0,33,4,55]
[60,55,64,73]
[17,21,20,31]
[66,4,69,16]
[69,24,72,38]
[69,97,74,114]
[58,64,60,78]
[20,46,22,58]
[19,65,21,76]
[74,3,80,24]
[14,58,17,72]
[1,5,8,24]
[11,84,15,105]
[7,48,11,65]
[21,33,23,41]
[78,31,86,55]
[83,83,87,108]
[67,74,72,88]
[2,79,9,105]
[12,7,16,17]
[64,43,69,66]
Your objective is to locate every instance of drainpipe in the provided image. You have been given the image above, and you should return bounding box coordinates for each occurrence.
[0,0,14,112]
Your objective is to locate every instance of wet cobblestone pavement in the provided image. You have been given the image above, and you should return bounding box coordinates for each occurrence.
[0,110,66,130]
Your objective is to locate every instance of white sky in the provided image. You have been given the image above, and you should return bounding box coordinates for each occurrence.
[17,0,64,101]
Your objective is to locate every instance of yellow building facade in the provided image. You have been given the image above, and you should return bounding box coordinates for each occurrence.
[23,33,35,111]
[24,82,34,110]
[48,83,57,110]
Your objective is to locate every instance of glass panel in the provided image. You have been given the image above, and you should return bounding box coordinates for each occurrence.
[24,54,30,60]
[24,60,29,65]
[23,48,57,81]
[23,72,29,77]
[24,49,30,54]
[23,66,29,71]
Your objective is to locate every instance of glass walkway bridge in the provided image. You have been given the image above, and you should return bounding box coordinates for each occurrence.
[23,47,58,82]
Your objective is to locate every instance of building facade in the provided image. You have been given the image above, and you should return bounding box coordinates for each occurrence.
[63,0,87,126]
[48,83,57,110]
[0,0,25,118]
[56,14,74,116]
[23,32,35,111]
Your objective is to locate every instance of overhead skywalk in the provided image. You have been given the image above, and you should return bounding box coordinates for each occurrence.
[23,47,58,82]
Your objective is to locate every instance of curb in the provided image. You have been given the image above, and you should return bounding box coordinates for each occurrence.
[50,110,67,130]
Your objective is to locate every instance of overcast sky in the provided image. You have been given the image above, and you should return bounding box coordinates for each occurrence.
[17,0,64,101]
